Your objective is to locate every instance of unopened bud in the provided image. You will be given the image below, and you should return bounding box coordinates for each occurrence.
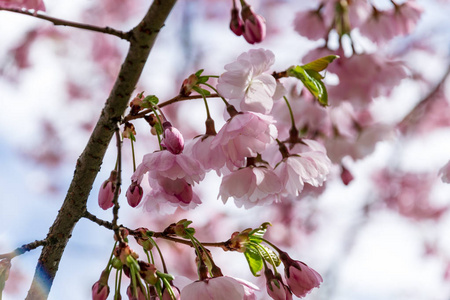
[98,170,119,210]
[180,74,198,96]
[230,7,244,36]
[126,181,144,208]
[241,4,266,44]
[161,122,184,154]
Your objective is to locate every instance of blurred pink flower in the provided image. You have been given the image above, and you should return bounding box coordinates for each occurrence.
[293,9,327,41]
[217,49,276,114]
[439,160,450,183]
[161,121,184,155]
[0,0,45,11]
[211,112,277,170]
[360,2,422,44]
[280,252,322,298]
[219,166,282,208]
[275,140,331,196]
[181,276,245,300]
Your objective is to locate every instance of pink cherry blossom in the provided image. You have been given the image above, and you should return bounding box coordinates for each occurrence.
[0,0,45,11]
[211,112,277,170]
[219,166,282,208]
[275,140,331,196]
[217,49,276,114]
[161,121,184,155]
[234,278,259,300]
[439,160,450,183]
[142,178,201,214]
[181,276,245,300]
[280,252,322,298]
[188,135,227,173]
[293,9,327,41]
[132,150,204,185]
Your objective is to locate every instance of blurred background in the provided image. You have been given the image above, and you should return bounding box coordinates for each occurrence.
[1,0,450,299]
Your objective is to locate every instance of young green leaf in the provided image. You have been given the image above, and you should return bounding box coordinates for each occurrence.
[244,245,263,276]
[192,86,211,96]
[288,65,328,106]
[259,244,281,267]
[302,55,339,72]
[143,95,159,105]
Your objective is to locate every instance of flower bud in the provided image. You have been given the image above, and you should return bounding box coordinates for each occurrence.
[134,228,154,251]
[161,121,184,154]
[230,7,244,36]
[162,284,181,300]
[138,261,158,285]
[264,269,292,300]
[241,4,266,44]
[279,251,322,298]
[130,93,145,115]
[98,170,119,210]
[127,284,146,300]
[126,181,143,208]
[92,269,111,300]
[180,74,198,96]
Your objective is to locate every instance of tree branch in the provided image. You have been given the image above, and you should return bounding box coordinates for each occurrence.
[24,1,178,299]
[0,240,47,260]
[0,7,131,40]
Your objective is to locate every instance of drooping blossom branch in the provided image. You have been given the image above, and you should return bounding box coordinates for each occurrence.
[0,240,47,260]
[0,7,131,40]
[24,1,178,299]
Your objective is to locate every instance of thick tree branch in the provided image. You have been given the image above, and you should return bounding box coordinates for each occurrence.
[0,7,131,40]
[24,1,178,299]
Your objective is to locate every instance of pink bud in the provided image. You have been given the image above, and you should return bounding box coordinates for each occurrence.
[230,7,244,36]
[265,269,292,300]
[161,122,184,154]
[98,170,119,210]
[180,74,198,96]
[241,4,266,44]
[92,281,109,300]
[280,252,322,298]
[126,181,143,208]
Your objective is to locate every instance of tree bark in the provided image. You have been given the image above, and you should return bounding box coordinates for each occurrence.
[25,1,177,299]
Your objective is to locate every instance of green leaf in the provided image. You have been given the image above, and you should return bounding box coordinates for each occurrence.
[302,55,339,72]
[143,95,159,105]
[197,76,209,84]
[288,66,328,106]
[194,69,204,77]
[248,222,271,243]
[259,245,281,267]
[192,86,211,96]
[244,245,263,276]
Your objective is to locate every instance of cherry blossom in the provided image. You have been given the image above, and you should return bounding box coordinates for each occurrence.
[275,140,331,196]
[217,49,276,114]
[188,135,227,173]
[181,276,246,300]
[211,112,277,170]
[131,150,205,185]
[293,9,327,41]
[219,165,282,208]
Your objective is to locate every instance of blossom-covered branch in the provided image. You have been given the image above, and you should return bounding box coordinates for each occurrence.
[0,7,131,40]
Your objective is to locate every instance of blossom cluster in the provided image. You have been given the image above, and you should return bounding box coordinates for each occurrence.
[115,48,333,213]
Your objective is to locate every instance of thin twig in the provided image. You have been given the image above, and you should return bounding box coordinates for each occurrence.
[123,93,219,123]
[0,7,131,40]
[82,211,230,250]
[112,125,123,241]
[0,239,47,260]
